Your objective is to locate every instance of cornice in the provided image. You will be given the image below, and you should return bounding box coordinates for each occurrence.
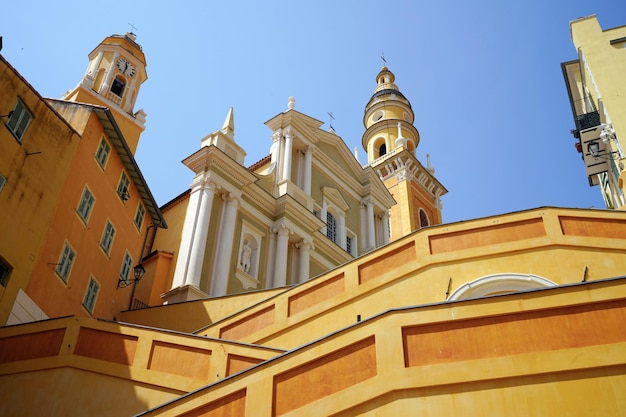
[373,150,448,199]
[183,145,257,188]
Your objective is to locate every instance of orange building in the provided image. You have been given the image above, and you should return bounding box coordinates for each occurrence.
[0,33,165,324]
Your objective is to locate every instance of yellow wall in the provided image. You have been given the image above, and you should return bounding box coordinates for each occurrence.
[0,57,80,324]
[0,316,283,416]
[195,207,626,348]
[2,208,626,416]
[120,287,285,333]
[569,16,626,208]
[134,277,626,416]
[148,192,189,296]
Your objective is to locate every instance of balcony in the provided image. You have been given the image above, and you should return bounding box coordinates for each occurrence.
[575,111,601,131]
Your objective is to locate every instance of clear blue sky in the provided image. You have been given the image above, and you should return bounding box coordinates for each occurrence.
[2,1,624,223]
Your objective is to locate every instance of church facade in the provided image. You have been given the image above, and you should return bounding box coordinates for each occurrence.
[142,63,444,305]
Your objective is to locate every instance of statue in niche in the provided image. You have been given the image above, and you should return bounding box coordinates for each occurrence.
[240,240,252,273]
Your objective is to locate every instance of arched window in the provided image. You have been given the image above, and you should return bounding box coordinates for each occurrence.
[326,211,337,243]
[419,208,429,228]
[378,143,387,157]
[111,77,126,97]
[373,137,387,160]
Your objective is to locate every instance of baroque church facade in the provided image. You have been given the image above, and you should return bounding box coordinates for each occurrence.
[139,58,446,305]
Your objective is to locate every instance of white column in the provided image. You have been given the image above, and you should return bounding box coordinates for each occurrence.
[297,240,311,284]
[123,76,138,110]
[382,210,390,245]
[172,179,217,288]
[270,129,281,166]
[273,226,290,287]
[282,128,293,182]
[360,202,367,251]
[338,214,346,250]
[321,200,328,236]
[100,52,119,94]
[86,51,103,80]
[211,194,240,296]
[265,230,277,288]
[365,198,376,250]
[303,146,312,195]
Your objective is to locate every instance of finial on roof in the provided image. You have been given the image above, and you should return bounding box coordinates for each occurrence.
[288,97,296,110]
[395,122,407,147]
[127,23,138,40]
[426,153,435,174]
[221,107,235,139]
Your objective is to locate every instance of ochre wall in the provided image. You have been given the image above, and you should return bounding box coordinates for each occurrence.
[134,277,626,416]
[119,287,285,333]
[0,316,283,416]
[195,208,626,350]
[0,58,79,324]
[2,208,626,416]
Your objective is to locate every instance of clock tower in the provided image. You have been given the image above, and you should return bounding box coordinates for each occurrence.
[63,32,148,154]
[363,66,447,241]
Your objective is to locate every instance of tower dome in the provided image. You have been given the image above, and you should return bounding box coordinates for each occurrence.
[362,66,419,164]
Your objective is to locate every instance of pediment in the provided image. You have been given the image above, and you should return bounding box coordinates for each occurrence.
[322,187,350,211]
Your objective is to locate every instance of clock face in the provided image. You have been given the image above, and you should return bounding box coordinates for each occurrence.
[116,58,136,77]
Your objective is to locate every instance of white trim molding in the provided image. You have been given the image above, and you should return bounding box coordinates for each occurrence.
[447,273,557,301]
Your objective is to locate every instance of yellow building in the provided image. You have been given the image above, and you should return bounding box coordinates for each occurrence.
[1,21,626,416]
[562,15,626,209]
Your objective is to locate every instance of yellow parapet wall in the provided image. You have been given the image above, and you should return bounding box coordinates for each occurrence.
[0,316,283,416]
[137,277,626,416]
[194,207,626,349]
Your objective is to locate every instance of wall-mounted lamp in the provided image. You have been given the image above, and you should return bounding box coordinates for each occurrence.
[117,264,145,288]
[120,191,130,202]
[587,140,601,158]
[0,111,14,119]
[587,138,620,160]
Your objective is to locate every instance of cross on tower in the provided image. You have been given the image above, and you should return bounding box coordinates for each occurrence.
[128,23,139,35]
[328,112,335,130]
[381,53,387,66]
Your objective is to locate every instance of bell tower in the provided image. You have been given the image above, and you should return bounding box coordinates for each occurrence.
[63,32,148,154]
[362,66,447,241]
